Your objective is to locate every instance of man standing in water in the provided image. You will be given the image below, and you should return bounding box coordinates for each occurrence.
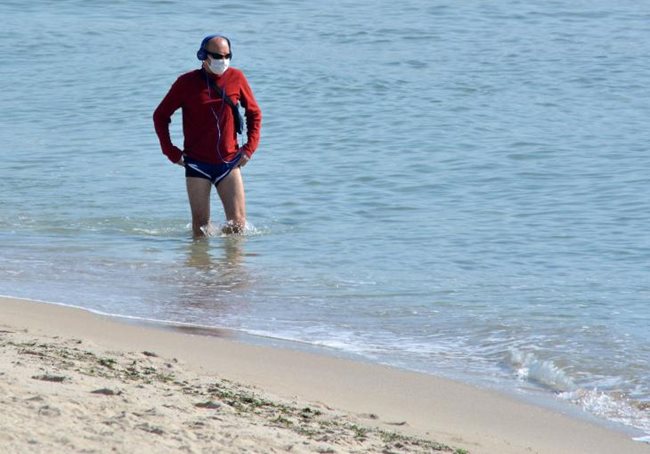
[153,34,262,236]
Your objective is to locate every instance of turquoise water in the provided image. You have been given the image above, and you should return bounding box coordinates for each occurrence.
[1,0,649,440]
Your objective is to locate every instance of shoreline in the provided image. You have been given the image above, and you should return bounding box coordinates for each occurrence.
[1,296,648,453]
[3,295,643,439]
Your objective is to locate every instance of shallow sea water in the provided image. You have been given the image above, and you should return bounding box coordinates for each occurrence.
[1,0,649,439]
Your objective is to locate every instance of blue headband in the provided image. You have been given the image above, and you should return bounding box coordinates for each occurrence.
[196,34,232,60]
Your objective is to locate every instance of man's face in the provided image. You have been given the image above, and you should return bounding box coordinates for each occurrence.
[203,37,231,75]
[206,38,231,64]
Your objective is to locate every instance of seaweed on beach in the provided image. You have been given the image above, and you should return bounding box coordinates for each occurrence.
[1,331,469,453]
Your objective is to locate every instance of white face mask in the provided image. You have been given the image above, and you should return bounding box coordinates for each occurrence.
[209,57,230,75]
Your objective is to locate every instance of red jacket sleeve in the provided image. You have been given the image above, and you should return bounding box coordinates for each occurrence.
[238,74,262,158]
[153,77,184,163]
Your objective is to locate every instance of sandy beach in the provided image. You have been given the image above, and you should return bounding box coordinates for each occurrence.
[0,296,647,454]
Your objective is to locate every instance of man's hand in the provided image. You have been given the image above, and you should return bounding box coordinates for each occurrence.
[238,152,250,168]
[175,156,185,167]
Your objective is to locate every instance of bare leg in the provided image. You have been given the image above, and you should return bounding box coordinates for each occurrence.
[186,177,213,237]
[217,167,246,234]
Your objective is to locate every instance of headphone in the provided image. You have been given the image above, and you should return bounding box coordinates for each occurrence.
[196,34,232,61]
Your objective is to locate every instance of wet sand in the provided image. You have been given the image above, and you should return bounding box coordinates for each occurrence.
[1,296,647,453]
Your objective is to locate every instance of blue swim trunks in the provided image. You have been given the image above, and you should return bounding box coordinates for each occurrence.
[184,155,242,186]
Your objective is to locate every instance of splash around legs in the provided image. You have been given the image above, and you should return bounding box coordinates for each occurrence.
[186,168,246,238]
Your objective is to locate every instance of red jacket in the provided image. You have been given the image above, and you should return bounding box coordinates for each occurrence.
[153,68,262,164]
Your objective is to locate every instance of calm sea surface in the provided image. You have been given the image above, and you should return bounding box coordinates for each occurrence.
[1,0,649,440]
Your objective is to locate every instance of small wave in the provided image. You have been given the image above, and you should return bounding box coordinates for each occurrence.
[508,349,576,392]
[559,389,650,440]
[131,225,187,236]
[241,328,375,357]
[509,349,650,438]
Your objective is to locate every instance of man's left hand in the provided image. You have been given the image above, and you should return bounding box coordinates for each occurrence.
[239,153,250,168]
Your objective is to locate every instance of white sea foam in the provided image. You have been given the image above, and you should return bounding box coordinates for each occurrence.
[509,349,650,438]
[559,389,650,439]
[197,220,268,237]
[242,327,375,356]
[509,349,576,392]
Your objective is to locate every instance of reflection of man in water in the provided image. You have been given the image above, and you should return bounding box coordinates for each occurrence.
[153,34,262,237]
[184,237,249,296]
[186,237,244,274]
[168,238,249,337]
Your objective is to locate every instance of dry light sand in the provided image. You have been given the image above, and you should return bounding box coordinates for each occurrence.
[0,296,648,454]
